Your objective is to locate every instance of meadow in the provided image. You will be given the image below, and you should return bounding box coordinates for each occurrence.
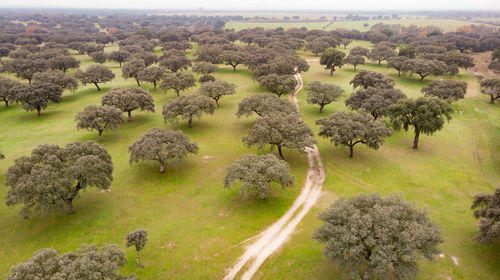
[0,38,499,280]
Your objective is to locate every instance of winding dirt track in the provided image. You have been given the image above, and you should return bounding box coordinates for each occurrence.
[223,73,325,280]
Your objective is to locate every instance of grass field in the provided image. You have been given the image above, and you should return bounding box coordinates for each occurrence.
[225,18,489,32]
[0,39,499,280]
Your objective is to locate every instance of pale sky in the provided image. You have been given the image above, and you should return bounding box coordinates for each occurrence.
[0,0,499,11]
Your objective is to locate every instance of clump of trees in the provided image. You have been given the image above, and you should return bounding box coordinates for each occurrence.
[480,78,500,104]
[388,97,453,149]
[5,141,113,217]
[75,64,115,91]
[243,113,316,159]
[32,70,79,91]
[236,94,296,118]
[316,111,393,157]
[223,154,294,199]
[7,244,134,280]
[314,193,443,280]
[101,87,155,121]
[126,229,148,267]
[162,94,216,127]
[471,188,500,244]
[305,81,344,113]
[198,80,236,107]
[75,105,125,141]
[422,80,467,102]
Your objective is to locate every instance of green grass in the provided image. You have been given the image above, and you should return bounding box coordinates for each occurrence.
[0,40,499,280]
[225,18,493,32]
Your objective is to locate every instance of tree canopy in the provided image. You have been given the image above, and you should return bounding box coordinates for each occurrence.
[198,80,236,107]
[401,59,446,82]
[162,93,216,127]
[126,229,148,267]
[6,141,113,217]
[243,113,316,159]
[75,64,115,91]
[218,50,246,71]
[314,193,443,280]
[0,76,22,107]
[388,97,453,149]
[320,47,346,75]
[7,244,134,280]
[236,94,296,118]
[368,42,396,65]
[223,154,294,199]
[343,54,365,71]
[32,70,78,91]
[480,78,500,104]
[9,82,63,116]
[160,72,196,97]
[387,56,409,76]
[345,87,407,119]
[305,81,344,113]
[138,66,165,90]
[349,70,395,89]
[122,58,147,86]
[129,128,198,172]
[258,74,297,97]
[471,188,500,244]
[75,105,125,141]
[102,87,155,121]
[316,111,393,157]
[422,80,467,102]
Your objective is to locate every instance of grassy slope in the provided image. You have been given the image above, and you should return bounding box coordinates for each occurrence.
[225,18,487,32]
[0,46,309,278]
[256,41,500,279]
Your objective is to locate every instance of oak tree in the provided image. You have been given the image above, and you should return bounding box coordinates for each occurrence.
[198,80,236,107]
[75,105,125,141]
[422,80,467,102]
[162,93,216,127]
[160,72,196,97]
[320,47,346,75]
[129,128,198,172]
[126,229,148,267]
[471,188,500,244]
[223,154,294,199]
[258,74,297,97]
[480,78,500,104]
[306,81,344,113]
[349,70,395,89]
[75,64,115,91]
[316,111,393,157]
[345,87,407,119]
[236,94,296,118]
[101,87,155,121]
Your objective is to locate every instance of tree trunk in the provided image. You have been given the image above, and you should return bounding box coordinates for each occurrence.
[215,98,219,107]
[232,65,237,71]
[98,130,103,141]
[398,69,401,76]
[136,251,142,267]
[490,95,495,104]
[28,78,32,85]
[378,60,381,65]
[159,162,165,173]
[419,75,425,82]
[119,61,122,67]
[349,145,354,158]
[36,106,41,116]
[413,129,420,149]
[176,90,180,97]
[153,81,157,90]
[136,79,141,87]
[65,199,74,214]
[354,65,357,71]
[277,145,284,160]
[319,104,324,113]
[4,100,8,107]
[188,116,193,128]
[94,82,101,91]
[127,111,132,121]
[362,269,370,280]
[330,67,335,76]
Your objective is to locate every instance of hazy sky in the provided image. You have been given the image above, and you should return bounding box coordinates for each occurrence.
[1,0,499,11]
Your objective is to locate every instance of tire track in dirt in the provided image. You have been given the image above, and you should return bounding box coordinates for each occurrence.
[223,73,325,280]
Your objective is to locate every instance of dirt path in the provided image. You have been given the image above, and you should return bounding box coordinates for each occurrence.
[223,73,326,280]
